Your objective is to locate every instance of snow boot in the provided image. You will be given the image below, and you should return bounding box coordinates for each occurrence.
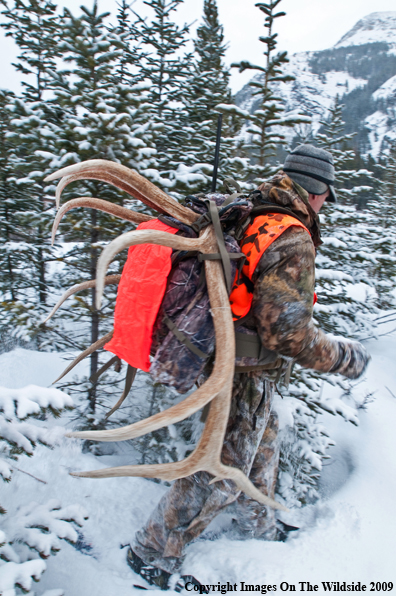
[275,520,299,542]
[127,547,171,590]
[127,547,208,592]
[175,575,210,594]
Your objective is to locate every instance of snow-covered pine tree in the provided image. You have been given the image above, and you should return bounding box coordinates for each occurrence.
[229,0,310,186]
[0,0,64,348]
[0,0,59,103]
[177,0,247,193]
[0,384,87,595]
[47,2,159,419]
[380,138,396,204]
[315,96,375,207]
[110,0,142,85]
[0,91,21,309]
[108,0,158,179]
[130,0,195,195]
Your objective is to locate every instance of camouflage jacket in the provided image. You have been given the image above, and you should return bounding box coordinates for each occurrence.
[243,172,369,379]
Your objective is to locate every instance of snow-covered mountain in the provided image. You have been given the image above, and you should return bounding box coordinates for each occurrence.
[235,12,396,159]
[335,11,396,49]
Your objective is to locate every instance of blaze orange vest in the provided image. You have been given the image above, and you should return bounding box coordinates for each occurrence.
[230,213,310,321]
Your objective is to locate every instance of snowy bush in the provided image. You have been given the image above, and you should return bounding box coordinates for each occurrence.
[0,386,73,483]
[0,384,88,596]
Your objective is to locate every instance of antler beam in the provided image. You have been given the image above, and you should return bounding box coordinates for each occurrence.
[44,160,199,225]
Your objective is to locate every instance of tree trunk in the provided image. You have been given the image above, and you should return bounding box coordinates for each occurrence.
[89,208,99,413]
[38,246,46,304]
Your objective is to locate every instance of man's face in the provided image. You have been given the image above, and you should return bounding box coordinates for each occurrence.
[308,188,330,213]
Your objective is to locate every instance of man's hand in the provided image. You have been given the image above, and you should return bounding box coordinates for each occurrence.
[331,341,371,380]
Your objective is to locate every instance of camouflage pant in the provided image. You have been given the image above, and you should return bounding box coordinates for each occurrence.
[132,372,279,574]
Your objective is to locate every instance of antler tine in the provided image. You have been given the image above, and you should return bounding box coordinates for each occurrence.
[67,365,228,441]
[44,160,199,225]
[51,198,153,245]
[52,331,113,385]
[54,174,79,210]
[94,227,213,310]
[42,275,121,325]
[70,388,287,512]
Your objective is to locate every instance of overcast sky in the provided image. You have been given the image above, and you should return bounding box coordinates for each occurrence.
[1,0,396,93]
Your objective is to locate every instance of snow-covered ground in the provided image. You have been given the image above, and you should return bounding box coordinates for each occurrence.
[1,333,395,594]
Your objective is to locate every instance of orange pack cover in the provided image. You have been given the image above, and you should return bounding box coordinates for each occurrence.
[104,219,178,372]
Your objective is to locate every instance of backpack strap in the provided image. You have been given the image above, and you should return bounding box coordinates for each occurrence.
[250,203,308,227]
[235,331,279,365]
[222,178,243,206]
[162,314,209,360]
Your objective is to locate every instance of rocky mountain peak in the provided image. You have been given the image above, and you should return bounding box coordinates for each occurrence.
[335,12,396,49]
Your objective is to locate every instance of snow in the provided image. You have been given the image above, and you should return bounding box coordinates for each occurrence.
[0,348,88,389]
[0,559,46,595]
[345,282,377,302]
[364,111,395,159]
[239,51,367,141]
[373,74,396,101]
[0,385,73,419]
[1,336,395,593]
[315,269,353,282]
[335,12,396,49]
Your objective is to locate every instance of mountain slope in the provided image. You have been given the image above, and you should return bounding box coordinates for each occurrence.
[235,12,396,159]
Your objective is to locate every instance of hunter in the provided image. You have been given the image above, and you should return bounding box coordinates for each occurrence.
[127,144,370,589]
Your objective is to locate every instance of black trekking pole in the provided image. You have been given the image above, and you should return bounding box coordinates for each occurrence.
[211,113,223,193]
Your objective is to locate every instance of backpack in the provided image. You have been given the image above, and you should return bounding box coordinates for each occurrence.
[135,188,307,393]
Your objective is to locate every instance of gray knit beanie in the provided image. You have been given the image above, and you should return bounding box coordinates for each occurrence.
[283,144,337,203]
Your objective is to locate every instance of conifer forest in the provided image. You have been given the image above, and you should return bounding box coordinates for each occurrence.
[0,0,396,593]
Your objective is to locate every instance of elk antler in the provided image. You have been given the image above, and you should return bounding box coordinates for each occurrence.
[67,226,287,511]
[42,275,121,324]
[51,197,153,245]
[52,331,113,385]
[44,160,199,225]
[46,159,286,510]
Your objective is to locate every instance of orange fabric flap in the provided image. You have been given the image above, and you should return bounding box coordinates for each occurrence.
[104,219,178,372]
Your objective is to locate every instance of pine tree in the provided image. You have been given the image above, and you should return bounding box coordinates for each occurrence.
[0,384,86,594]
[130,0,194,193]
[381,138,396,204]
[48,2,157,416]
[315,96,375,206]
[0,0,63,346]
[0,0,60,102]
[110,0,142,85]
[176,0,246,193]
[0,90,20,306]
[230,0,310,185]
